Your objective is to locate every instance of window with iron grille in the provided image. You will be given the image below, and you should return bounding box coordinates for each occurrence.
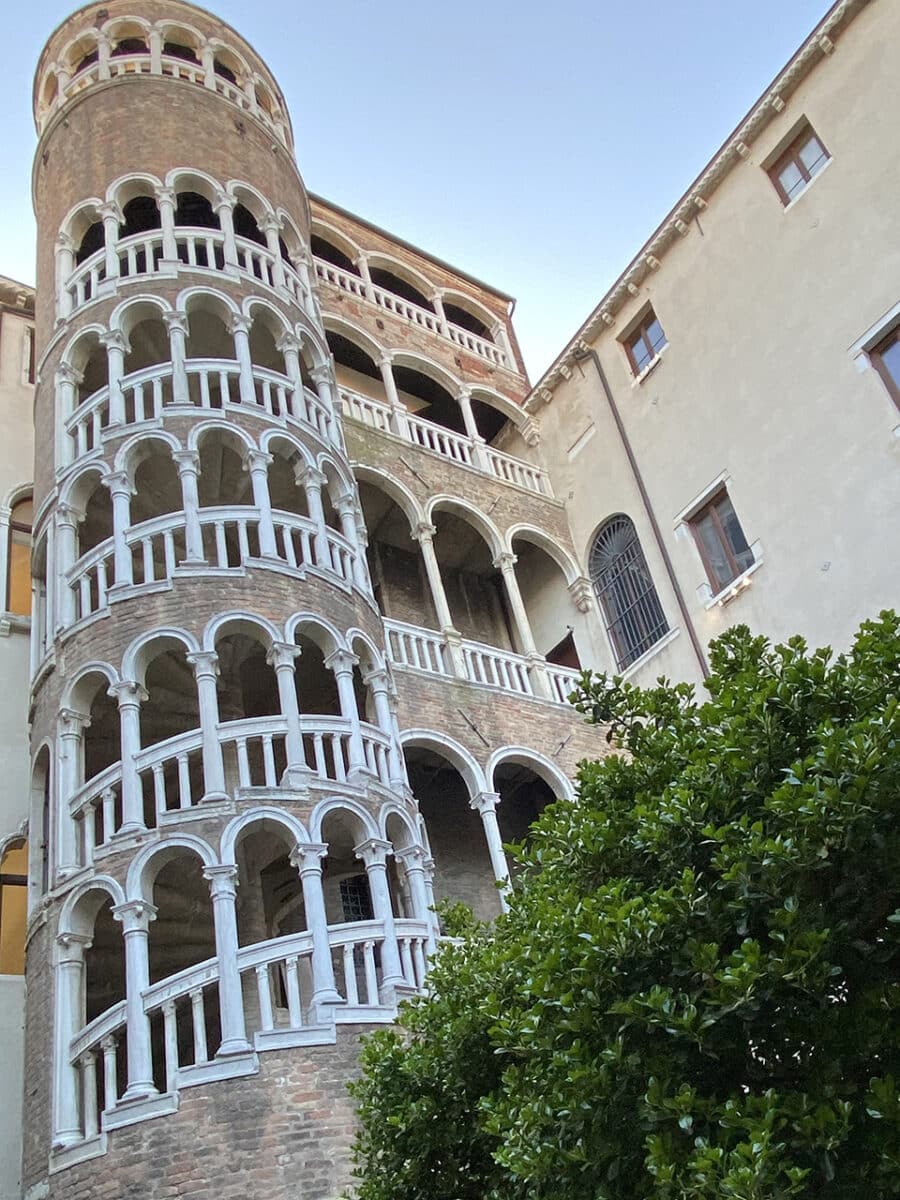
[589,516,668,670]
[767,123,830,206]
[340,874,374,923]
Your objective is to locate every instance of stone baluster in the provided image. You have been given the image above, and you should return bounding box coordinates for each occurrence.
[362,667,405,787]
[173,450,205,564]
[354,838,406,992]
[112,900,158,1099]
[186,651,229,802]
[203,865,252,1056]
[394,845,434,955]
[430,292,451,337]
[260,215,285,289]
[491,320,515,368]
[110,681,148,833]
[335,491,368,591]
[457,388,491,471]
[378,355,409,439]
[357,254,376,302]
[102,471,134,589]
[290,843,342,1006]
[266,641,311,788]
[276,332,303,418]
[55,363,81,469]
[470,791,510,912]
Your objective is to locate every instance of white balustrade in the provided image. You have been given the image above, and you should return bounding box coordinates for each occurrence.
[314,258,509,368]
[384,620,450,676]
[68,999,127,1139]
[67,540,115,622]
[65,361,334,467]
[60,225,309,317]
[338,386,552,497]
[462,640,534,696]
[546,664,581,705]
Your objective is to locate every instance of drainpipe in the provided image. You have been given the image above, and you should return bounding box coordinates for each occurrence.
[571,344,709,680]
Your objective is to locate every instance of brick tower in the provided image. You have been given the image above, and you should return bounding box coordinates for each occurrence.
[23,3,599,1196]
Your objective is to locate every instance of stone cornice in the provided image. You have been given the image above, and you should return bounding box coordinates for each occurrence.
[526,0,871,410]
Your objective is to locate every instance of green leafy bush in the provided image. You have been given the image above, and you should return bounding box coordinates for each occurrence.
[350,614,900,1199]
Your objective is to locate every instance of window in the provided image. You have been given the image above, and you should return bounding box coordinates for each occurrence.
[623,309,667,376]
[689,489,754,593]
[871,326,900,410]
[589,515,668,670]
[7,495,33,617]
[340,874,374,923]
[0,841,27,975]
[767,124,830,205]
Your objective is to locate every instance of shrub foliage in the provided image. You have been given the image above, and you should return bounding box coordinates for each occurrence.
[350,614,900,1199]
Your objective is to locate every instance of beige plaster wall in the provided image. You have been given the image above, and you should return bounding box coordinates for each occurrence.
[539,0,900,688]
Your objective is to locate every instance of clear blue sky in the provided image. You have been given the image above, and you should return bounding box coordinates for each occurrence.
[0,0,830,376]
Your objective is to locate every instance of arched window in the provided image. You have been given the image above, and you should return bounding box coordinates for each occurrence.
[7,495,33,617]
[589,515,668,670]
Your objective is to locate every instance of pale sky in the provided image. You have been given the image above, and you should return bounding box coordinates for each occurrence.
[0,0,830,377]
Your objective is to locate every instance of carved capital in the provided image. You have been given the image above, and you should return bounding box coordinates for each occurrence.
[354,837,392,869]
[266,640,301,671]
[186,650,220,679]
[470,790,501,816]
[112,899,158,933]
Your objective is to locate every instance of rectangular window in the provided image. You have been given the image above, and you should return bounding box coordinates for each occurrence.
[689,490,754,593]
[623,309,667,376]
[768,123,830,205]
[871,326,900,410]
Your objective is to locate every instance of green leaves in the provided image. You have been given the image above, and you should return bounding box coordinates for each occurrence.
[348,612,900,1200]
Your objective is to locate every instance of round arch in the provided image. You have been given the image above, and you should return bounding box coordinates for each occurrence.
[109,292,172,341]
[426,494,504,558]
[438,288,499,333]
[125,833,218,903]
[364,252,435,300]
[203,609,281,652]
[121,626,200,686]
[186,418,256,456]
[389,349,460,398]
[59,198,104,248]
[285,612,345,657]
[220,806,309,865]
[310,220,362,266]
[58,876,126,937]
[378,802,418,848]
[242,294,292,337]
[60,660,120,714]
[177,284,240,321]
[112,428,182,478]
[259,427,315,471]
[321,314,384,365]
[308,796,379,844]
[506,524,581,584]
[486,746,574,801]
[105,171,163,210]
[351,464,424,531]
[399,729,486,798]
[225,179,274,222]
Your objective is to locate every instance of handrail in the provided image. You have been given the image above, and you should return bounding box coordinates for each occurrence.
[69,999,127,1062]
[142,955,220,1011]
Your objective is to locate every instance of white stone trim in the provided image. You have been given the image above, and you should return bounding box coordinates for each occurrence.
[780,153,834,212]
[621,626,681,679]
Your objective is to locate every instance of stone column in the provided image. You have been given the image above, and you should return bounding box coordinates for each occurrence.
[379,355,409,438]
[99,202,122,281]
[394,845,434,953]
[213,192,238,267]
[335,492,369,591]
[470,791,510,912]
[260,215,286,290]
[412,522,466,676]
[458,388,491,471]
[156,187,178,261]
[55,363,81,468]
[100,330,128,426]
[110,681,147,833]
[148,28,162,74]
[290,843,341,1005]
[357,254,376,302]
[363,667,405,787]
[102,471,134,588]
[491,320,515,368]
[57,709,87,873]
[112,899,158,1099]
[203,865,252,1056]
[55,505,80,630]
[276,332,303,417]
[430,292,451,337]
[266,641,310,788]
[55,232,76,320]
[493,551,552,698]
[302,468,331,568]
[96,32,111,81]
[163,311,189,406]
[423,856,440,942]
[246,449,277,557]
[200,42,216,89]
[173,450,205,564]
[325,650,368,777]
[54,933,92,1145]
[112,686,148,835]
[295,245,315,315]
[230,315,256,407]
[185,652,228,802]
[354,839,405,990]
